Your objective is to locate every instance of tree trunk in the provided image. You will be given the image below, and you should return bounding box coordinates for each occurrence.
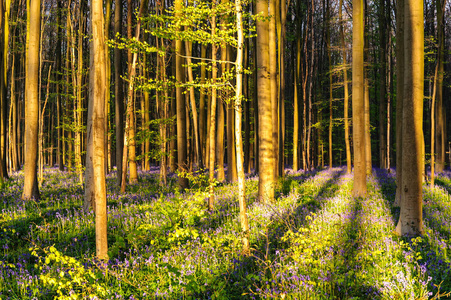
[235,0,250,254]
[339,0,351,174]
[105,0,112,174]
[126,0,138,184]
[269,0,278,178]
[121,0,147,192]
[378,0,387,169]
[22,0,40,200]
[86,0,108,259]
[326,0,333,169]
[200,44,207,165]
[208,8,218,211]
[184,40,203,169]
[352,0,367,197]
[394,0,404,207]
[114,0,124,185]
[256,0,274,202]
[175,0,188,189]
[396,0,424,236]
[435,0,445,173]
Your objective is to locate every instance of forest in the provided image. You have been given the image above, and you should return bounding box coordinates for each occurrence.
[1,0,451,298]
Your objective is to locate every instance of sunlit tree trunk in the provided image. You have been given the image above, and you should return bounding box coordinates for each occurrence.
[200,44,207,166]
[256,0,274,202]
[126,0,138,184]
[235,0,250,254]
[185,40,203,169]
[121,0,147,192]
[352,0,367,197]
[22,0,40,200]
[208,7,218,211]
[175,0,188,189]
[395,0,424,236]
[86,0,108,259]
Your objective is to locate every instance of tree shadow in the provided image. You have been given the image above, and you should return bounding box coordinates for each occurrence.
[202,168,347,298]
[373,168,400,225]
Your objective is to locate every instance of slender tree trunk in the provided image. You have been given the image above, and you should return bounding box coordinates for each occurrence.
[121,0,147,192]
[326,0,333,169]
[278,0,286,176]
[269,0,278,178]
[396,0,424,236]
[0,0,10,180]
[126,0,138,184]
[22,0,40,200]
[56,0,63,171]
[378,0,387,170]
[435,0,445,172]
[394,0,404,207]
[352,0,367,197]
[184,40,203,169]
[175,0,188,189]
[105,0,112,174]
[200,44,207,165]
[114,0,124,185]
[235,0,250,254]
[430,52,439,187]
[339,0,351,173]
[208,6,218,211]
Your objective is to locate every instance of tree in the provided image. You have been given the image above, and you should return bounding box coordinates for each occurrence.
[208,5,218,211]
[256,0,274,202]
[339,0,351,174]
[22,0,40,200]
[395,0,424,236]
[120,0,148,193]
[235,0,250,254]
[86,0,108,259]
[352,0,366,197]
[435,0,445,173]
[114,0,125,186]
[175,0,188,190]
[394,0,404,207]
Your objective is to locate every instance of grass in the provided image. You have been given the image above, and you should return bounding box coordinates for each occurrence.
[0,166,450,299]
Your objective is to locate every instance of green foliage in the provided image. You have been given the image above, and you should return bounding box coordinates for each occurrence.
[31,245,108,300]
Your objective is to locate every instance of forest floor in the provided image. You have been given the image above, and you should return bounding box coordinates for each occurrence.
[1,166,451,299]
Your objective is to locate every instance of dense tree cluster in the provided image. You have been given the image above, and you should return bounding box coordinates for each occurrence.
[0,0,449,254]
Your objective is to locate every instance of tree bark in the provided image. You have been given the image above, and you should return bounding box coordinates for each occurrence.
[114,0,124,185]
[22,0,40,200]
[352,0,367,197]
[395,0,424,236]
[339,0,351,174]
[86,0,108,259]
[256,0,274,202]
[235,0,250,254]
[435,0,445,173]
[209,7,218,211]
[120,0,147,192]
[394,0,404,207]
[175,0,188,189]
